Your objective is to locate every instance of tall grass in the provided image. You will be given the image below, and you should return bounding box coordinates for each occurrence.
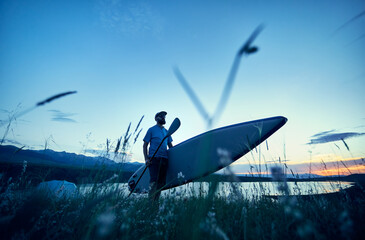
[1,176,364,239]
[1,143,364,240]
[1,117,365,239]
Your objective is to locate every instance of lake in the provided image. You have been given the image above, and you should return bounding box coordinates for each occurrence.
[80,181,353,199]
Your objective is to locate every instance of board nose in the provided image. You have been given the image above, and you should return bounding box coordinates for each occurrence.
[281,116,288,124]
[275,116,288,126]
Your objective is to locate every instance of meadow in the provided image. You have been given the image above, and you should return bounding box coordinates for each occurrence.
[0,166,364,240]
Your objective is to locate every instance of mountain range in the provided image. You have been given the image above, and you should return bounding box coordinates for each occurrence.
[0,145,143,172]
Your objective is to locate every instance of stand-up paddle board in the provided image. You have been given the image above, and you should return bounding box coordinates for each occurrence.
[128,116,287,193]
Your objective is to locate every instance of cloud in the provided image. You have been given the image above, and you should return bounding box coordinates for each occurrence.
[48,110,77,123]
[287,157,365,176]
[51,117,77,123]
[310,130,336,138]
[96,0,164,37]
[308,131,365,145]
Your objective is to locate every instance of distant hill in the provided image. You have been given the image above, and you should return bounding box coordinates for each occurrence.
[0,145,142,172]
[0,145,143,185]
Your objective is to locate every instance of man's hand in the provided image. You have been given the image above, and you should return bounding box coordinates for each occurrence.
[145,158,151,166]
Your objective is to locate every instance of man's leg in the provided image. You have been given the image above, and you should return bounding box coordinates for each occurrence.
[154,159,168,200]
[152,159,164,200]
[148,160,159,200]
[158,160,168,188]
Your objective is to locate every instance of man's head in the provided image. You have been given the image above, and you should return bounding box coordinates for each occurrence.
[155,111,167,125]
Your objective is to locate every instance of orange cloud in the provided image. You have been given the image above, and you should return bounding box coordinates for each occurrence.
[312,165,365,176]
[231,156,365,176]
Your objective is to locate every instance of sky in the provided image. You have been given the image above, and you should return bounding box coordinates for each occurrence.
[1,0,364,176]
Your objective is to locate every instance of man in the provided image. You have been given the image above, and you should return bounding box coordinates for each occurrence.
[143,111,173,200]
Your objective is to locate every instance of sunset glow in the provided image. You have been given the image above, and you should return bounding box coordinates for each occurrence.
[232,156,365,176]
[312,165,365,176]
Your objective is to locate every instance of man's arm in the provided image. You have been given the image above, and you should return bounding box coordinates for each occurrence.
[168,142,173,149]
[143,141,150,165]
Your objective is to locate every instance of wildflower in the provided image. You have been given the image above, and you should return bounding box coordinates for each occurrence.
[207,210,215,218]
[339,210,353,238]
[121,209,128,216]
[22,160,27,174]
[97,211,116,237]
[297,220,315,239]
[200,210,229,240]
[120,223,129,231]
[217,148,231,165]
[177,172,185,179]
[159,201,166,212]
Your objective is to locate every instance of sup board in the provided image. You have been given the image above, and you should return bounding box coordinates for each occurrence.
[128,116,287,193]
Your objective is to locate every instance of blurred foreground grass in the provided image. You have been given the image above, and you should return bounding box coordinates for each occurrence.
[1,175,364,240]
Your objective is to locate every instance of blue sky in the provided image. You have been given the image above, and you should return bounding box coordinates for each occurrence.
[1,0,364,175]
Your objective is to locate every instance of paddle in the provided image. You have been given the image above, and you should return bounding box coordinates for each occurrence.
[128,117,181,197]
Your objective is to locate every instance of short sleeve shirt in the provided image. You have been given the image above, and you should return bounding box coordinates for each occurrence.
[143,125,173,159]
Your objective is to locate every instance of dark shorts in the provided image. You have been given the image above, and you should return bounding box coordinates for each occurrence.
[148,157,168,184]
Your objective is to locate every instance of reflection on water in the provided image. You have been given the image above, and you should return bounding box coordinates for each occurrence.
[80,181,353,199]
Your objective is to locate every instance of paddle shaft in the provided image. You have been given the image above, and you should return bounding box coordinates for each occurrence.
[128,135,168,197]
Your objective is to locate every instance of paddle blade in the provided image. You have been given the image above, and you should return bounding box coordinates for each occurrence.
[167,118,181,137]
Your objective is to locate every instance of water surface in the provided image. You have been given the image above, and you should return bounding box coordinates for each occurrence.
[80,181,353,199]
